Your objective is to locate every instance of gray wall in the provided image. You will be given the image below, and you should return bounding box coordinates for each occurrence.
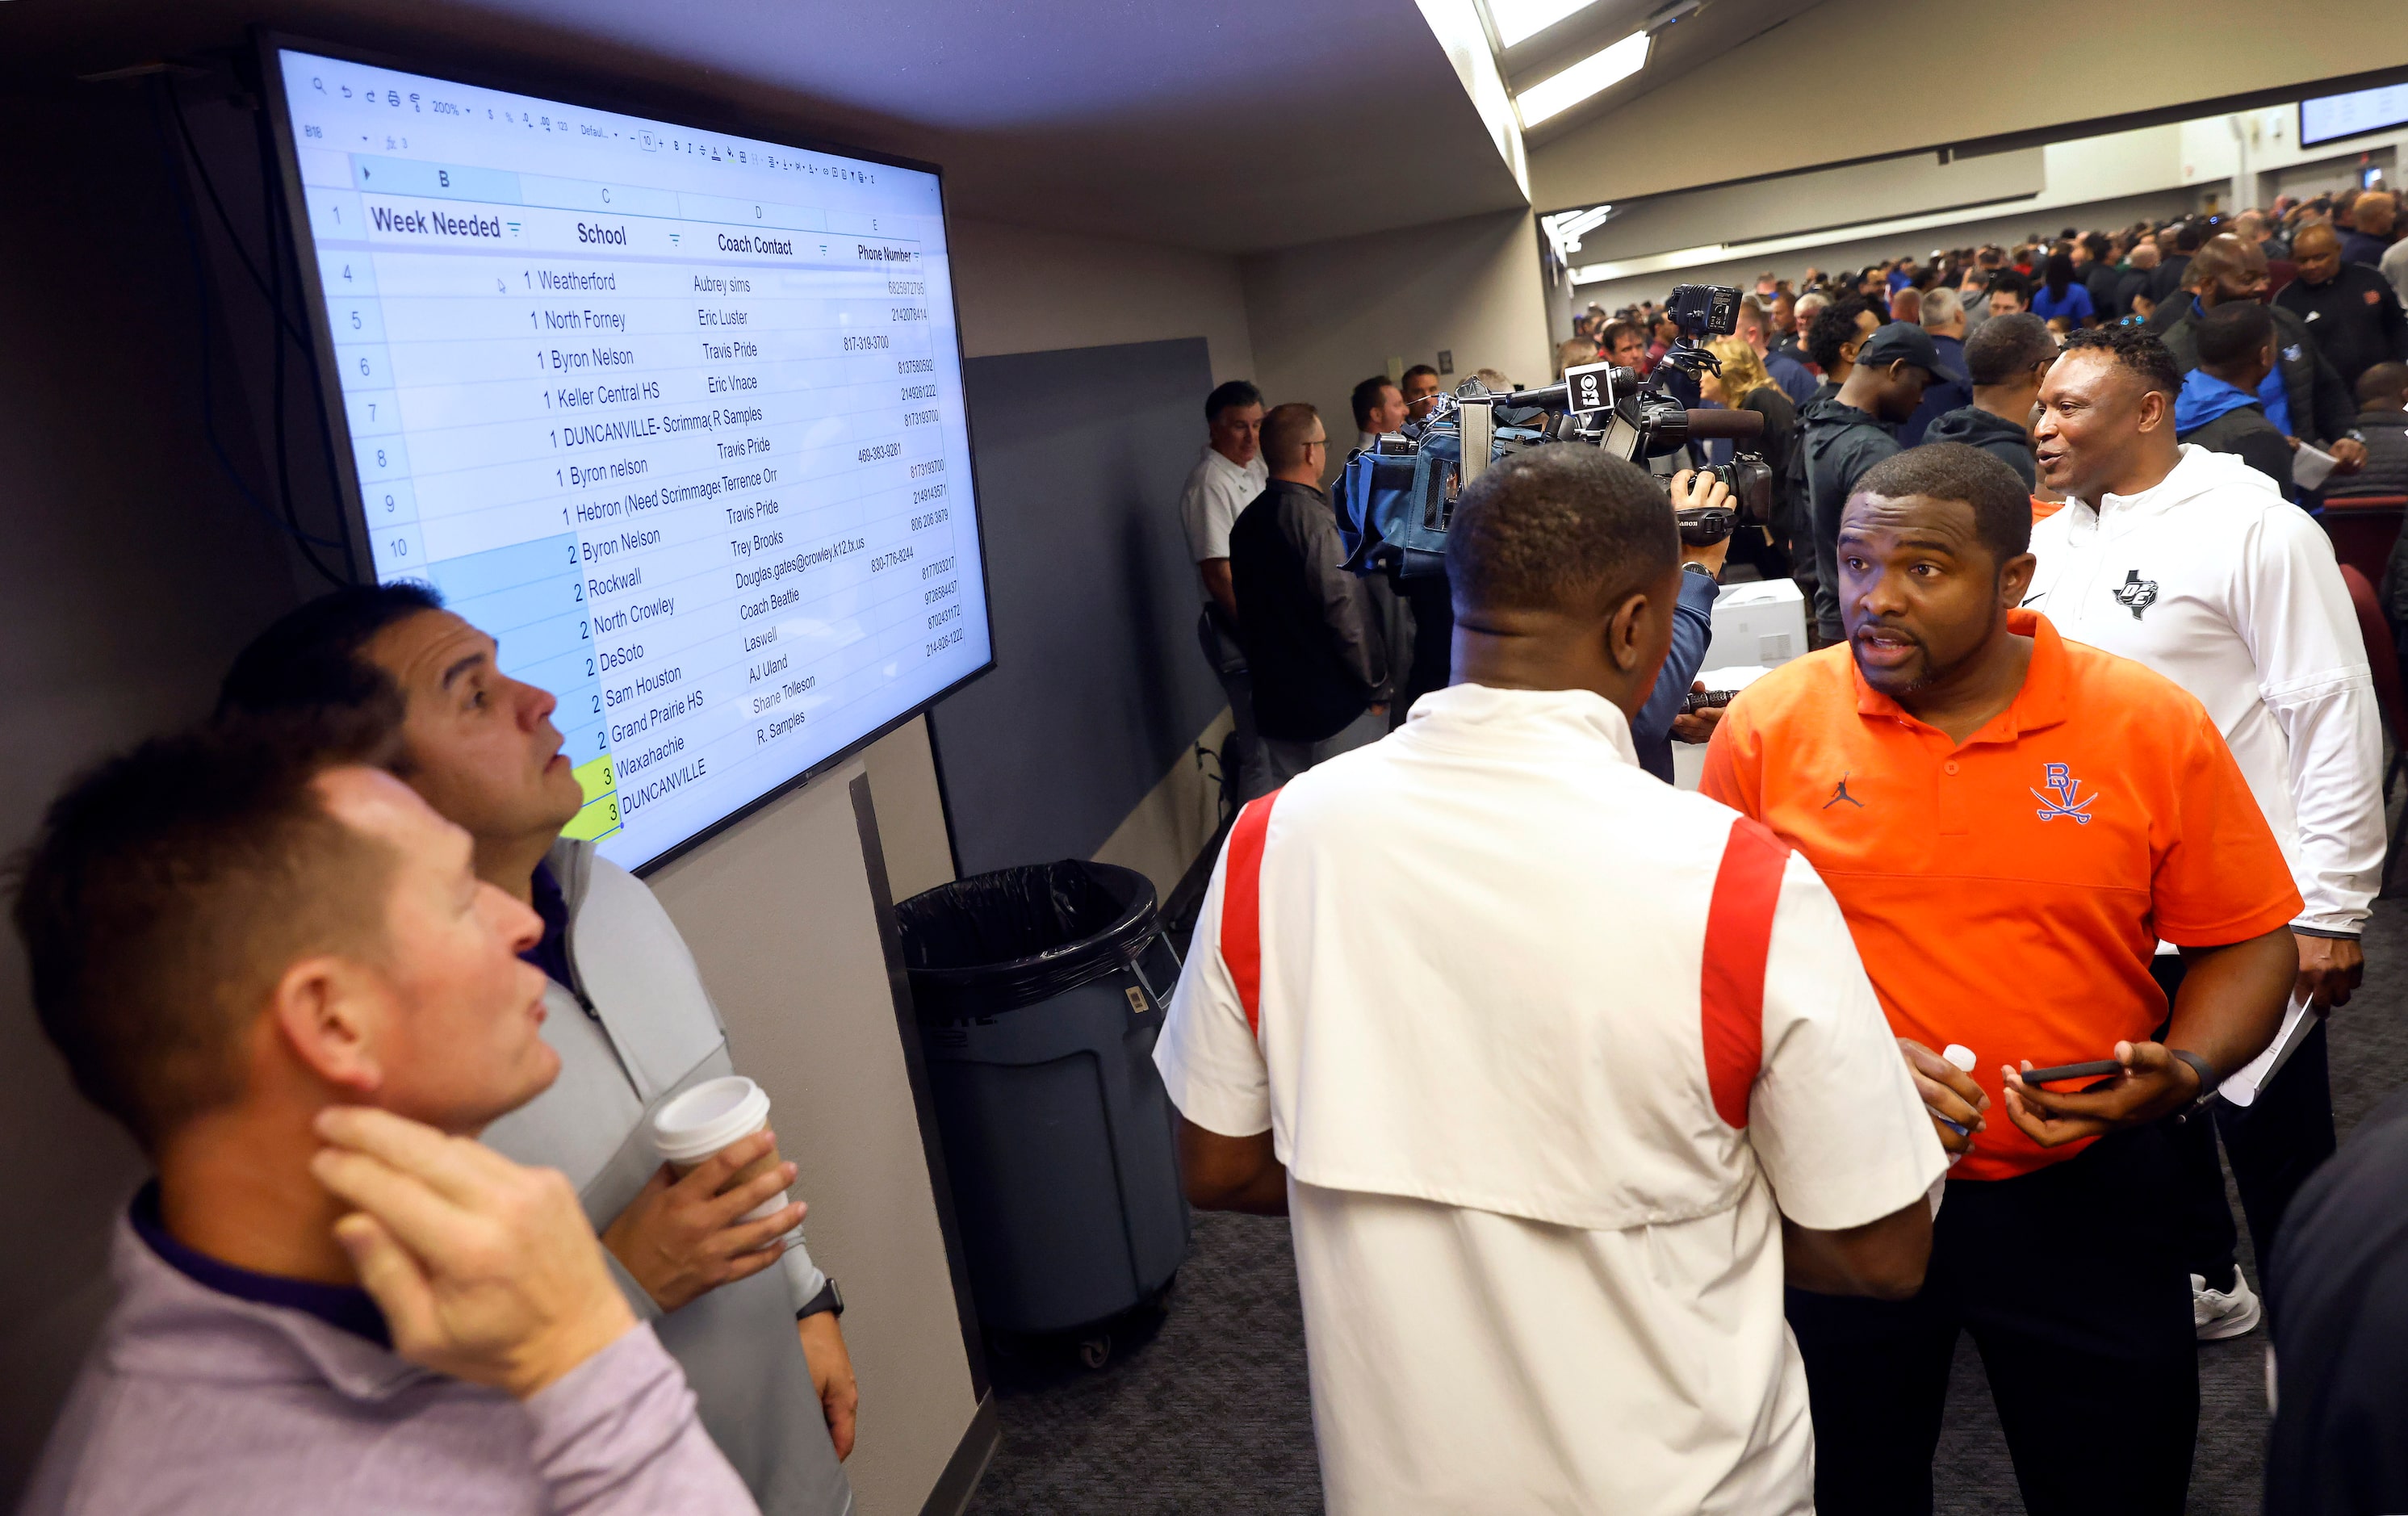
[1574,149,2047,265]
[0,80,313,1496]
[929,338,1227,879]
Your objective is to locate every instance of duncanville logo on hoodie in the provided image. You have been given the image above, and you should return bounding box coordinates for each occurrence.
[2113,570,2159,620]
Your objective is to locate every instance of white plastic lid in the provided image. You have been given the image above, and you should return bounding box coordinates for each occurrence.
[651,1076,770,1164]
[1942,1044,1978,1073]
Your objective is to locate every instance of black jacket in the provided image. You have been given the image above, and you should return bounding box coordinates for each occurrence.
[2147,253,2191,304]
[2083,261,2124,316]
[2178,402,2294,497]
[2114,267,2153,319]
[1740,383,1802,552]
[2266,1088,2408,1514]
[1229,479,1397,741]
[1923,404,2037,491]
[2161,300,2358,448]
[2352,413,2408,628]
[1799,394,1900,639]
[2274,262,2408,391]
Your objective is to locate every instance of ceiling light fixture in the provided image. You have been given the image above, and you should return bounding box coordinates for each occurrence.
[1489,0,1602,48]
[1514,29,1650,126]
[1541,203,1615,260]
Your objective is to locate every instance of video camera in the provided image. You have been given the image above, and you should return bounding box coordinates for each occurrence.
[1336,283,1772,580]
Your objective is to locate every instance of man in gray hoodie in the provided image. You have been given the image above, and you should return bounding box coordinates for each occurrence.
[220,586,857,1516]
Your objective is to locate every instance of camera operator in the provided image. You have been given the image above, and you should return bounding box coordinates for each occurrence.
[1630,469,1734,782]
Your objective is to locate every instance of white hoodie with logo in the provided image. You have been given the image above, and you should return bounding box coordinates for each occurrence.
[2026,444,2381,936]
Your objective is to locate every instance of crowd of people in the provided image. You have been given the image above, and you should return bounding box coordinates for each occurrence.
[1153,190,2408,1513]
[1550,192,2408,638]
[15,191,2408,1516]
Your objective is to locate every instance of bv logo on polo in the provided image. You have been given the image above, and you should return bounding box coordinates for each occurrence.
[2030,762,2096,824]
[2113,569,2158,621]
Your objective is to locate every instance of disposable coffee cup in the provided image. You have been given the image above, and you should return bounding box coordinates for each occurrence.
[651,1076,800,1233]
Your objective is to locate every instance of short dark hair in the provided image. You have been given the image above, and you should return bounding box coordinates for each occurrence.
[1351,375,1402,429]
[1807,296,1874,370]
[1856,444,2032,567]
[1401,364,1440,385]
[2356,361,2408,409]
[1602,320,1646,354]
[1258,402,1321,470]
[1964,313,2058,387]
[1204,380,1263,423]
[219,582,444,720]
[10,707,403,1151]
[2083,232,2113,262]
[1447,446,1677,618]
[2194,300,2275,371]
[1986,270,2033,304]
[2058,326,2181,400]
[2174,223,2204,253]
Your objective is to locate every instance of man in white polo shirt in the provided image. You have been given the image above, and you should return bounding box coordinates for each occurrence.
[1181,380,1271,799]
[2026,327,2384,1338]
[1156,446,1948,1514]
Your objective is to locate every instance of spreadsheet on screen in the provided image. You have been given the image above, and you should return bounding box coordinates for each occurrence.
[274,46,990,868]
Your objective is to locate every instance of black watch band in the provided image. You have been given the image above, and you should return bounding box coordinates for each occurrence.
[2167,1049,2218,1108]
[796,1277,844,1321]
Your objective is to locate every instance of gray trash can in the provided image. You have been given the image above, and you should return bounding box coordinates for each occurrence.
[894,861,1190,1347]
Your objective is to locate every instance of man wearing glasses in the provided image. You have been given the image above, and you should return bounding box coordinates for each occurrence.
[1229,402,1405,787]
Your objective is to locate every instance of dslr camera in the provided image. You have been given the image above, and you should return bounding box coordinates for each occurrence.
[1336,283,1773,578]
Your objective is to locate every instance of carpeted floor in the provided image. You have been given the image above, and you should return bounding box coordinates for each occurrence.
[965,900,2408,1515]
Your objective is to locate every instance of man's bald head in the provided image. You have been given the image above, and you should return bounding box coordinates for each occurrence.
[1259,402,1324,472]
[2184,233,2270,308]
[2356,192,2397,236]
[2294,222,2343,286]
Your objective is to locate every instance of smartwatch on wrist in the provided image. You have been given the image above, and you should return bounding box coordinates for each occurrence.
[796,1277,844,1321]
[2166,1049,2219,1112]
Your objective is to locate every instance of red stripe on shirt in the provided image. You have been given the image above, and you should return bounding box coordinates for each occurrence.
[1702,815,1790,1129]
[1221,790,1281,1036]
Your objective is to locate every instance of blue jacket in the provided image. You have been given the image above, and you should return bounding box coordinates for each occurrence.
[2030,283,2094,323]
[1632,568,1719,782]
[2173,368,2262,433]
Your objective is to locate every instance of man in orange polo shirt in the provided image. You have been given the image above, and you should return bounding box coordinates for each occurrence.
[1702,442,2299,1515]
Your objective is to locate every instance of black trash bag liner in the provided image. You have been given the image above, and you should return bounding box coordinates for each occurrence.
[894,861,1158,1020]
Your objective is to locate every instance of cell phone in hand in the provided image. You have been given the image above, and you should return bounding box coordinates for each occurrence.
[2017,1058,2123,1085]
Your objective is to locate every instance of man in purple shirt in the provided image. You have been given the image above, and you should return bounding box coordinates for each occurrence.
[12,710,756,1514]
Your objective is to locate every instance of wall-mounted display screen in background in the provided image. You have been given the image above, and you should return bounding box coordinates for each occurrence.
[2300,82,2408,149]
[266,41,992,869]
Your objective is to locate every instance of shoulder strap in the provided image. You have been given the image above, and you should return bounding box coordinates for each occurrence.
[1220,790,1283,1036]
[1701,815,1792,1129]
